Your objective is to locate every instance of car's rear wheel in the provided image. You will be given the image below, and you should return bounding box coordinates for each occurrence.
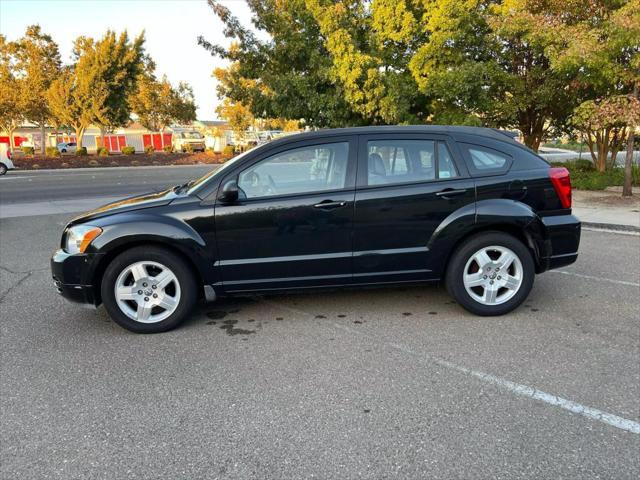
[101,246,197,333]
[0,163,7,175]
[445,232,534,316]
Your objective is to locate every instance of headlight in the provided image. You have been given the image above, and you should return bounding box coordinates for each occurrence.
[65,225,102,254]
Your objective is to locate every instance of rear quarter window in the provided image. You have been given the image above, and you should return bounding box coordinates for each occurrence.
[460,143,512,176]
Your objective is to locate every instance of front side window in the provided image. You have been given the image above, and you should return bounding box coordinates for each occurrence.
[366,139,458,186]
[238,142,349,199]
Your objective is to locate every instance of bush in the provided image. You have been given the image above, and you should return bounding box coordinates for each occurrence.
[183,143,194,153]
[21,146,34,155]
[163,145,174,153]
[222,145,235,156]
[121,146,136,155]
[76,147,88,156]
[97,146,110,156]
[144,144,155,154]
[46,146,60,157]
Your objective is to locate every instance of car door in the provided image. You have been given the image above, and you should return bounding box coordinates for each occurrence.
[214,136,358,292]
[353,133,475,284]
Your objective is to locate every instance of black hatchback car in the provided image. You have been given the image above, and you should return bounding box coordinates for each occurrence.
[51,126,580,333]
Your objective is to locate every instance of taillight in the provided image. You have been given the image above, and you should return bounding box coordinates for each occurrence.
[7,150,11,160]
[549,167,572,209]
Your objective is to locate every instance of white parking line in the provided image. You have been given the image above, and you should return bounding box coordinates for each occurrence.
[551,269,640,287]
[266,300,640,435]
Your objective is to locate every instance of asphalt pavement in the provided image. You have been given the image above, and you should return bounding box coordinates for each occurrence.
[1,168,639,479]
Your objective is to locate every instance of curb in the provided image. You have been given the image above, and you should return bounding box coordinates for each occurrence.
[582,221,640,234]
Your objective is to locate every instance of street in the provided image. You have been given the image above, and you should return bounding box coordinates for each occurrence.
[1,168,639,479]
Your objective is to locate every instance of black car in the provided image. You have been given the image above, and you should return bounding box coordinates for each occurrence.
[51,126,580,333]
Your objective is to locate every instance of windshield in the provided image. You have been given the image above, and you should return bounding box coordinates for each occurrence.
[187,146,257,196]
[182,132,203,139]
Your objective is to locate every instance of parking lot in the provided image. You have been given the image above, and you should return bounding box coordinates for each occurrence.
[1,167,639,479]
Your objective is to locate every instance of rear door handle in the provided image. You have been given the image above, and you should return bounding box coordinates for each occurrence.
[436,188,467,199]
[314,200,347,209]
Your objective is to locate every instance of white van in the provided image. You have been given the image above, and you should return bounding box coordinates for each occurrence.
[0,143,15,175]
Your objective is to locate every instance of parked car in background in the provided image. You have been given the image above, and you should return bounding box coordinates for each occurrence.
[57,142,77,154]
[0,143,15,175]
[173,131,206,152]
[51,126,580,333]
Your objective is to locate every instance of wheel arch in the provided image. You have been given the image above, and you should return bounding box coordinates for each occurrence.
[91,240,206,306]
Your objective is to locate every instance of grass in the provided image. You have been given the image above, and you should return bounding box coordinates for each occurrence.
[550,160,640,190]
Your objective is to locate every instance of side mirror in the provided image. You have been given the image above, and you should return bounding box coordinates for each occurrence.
[218,180,239,204]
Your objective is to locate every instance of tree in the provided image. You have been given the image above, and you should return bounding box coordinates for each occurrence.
[216,98,254,143]
[12,25,61,154]
[130,73,197,131]
[73,31,146,134]
[47,67,108,149]
[571,95,640,172]
[0,35,23,150]
[200,0,366,128]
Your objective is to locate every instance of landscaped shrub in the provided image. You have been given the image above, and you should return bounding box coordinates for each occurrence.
[21,146,34,155]
[76,147,88,156]
[222,145,235,156]
[549,160,638,190]
[183,143,194,153]
[144,144,155,154]
[46,146,60,157]
[121,146,136,155]
[163,145,174,153]
[97,146,110,156]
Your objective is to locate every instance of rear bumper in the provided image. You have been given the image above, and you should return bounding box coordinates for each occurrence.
[51,249,103,306]
[538,214,581,271]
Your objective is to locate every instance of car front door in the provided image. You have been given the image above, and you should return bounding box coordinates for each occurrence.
[214,137,357,292]
[353,134,475,284]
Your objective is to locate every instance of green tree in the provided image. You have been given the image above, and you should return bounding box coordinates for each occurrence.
[0,35,24,150]
[47,66,108,149]
[12,25,62,154]
[130,73,197,131]
[200,0,365,127]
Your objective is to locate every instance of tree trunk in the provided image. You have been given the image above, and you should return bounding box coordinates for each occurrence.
[75,126,85,150]
[7,126,16,150]
[40,122,46,155]
[623,84,638,197]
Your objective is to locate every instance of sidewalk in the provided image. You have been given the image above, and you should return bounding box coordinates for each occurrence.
[573,189,640,232]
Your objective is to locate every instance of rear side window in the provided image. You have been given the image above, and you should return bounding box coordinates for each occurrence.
[366,139,459,186]
[461,143,511,175]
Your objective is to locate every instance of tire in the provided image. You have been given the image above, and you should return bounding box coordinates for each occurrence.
[61,149,66,153]
[101,246,198,333]
[0,164,7,175]
[445,231,534,316]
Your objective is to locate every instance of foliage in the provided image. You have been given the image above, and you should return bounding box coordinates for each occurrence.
[76,147,87,156]
[216,99,253,140]
[129,72,197,131]
[571,95,640,171]
[21,146,34,155]
[97,146,110,156]
[163,144,174,153]
[549,160,639,190]
[182,143,194,153]
[11,25,62,154]
[121,146,136,155]
[222,145,235,156]
[144,144,155,154]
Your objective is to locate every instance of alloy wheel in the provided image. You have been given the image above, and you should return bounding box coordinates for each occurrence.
[463,245,523,306]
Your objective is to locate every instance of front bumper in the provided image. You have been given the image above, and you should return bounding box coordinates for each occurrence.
[539,214,581,271]
[51,249,104,306]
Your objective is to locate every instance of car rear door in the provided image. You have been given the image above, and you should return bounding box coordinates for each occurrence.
[214,136,358,292]
[352,133,475,284]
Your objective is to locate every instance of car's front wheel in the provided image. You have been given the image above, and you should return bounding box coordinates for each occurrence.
[0,163,7,175]
[445,232,534,316]
[101,246,197,333]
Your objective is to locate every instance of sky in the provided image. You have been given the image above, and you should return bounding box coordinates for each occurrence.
[0,0,256,120]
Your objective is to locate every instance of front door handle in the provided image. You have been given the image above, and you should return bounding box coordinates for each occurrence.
[436,188,467,199]
[314,200,347,209]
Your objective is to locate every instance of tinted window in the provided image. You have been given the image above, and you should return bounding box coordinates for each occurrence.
[238,142,349,199]
[462,143,511,173]
[367,140,458,186]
